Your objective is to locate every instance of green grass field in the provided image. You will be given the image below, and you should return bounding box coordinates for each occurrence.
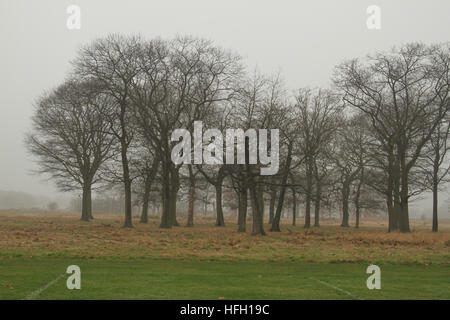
[0,212,449,300]
[1,258,449,300]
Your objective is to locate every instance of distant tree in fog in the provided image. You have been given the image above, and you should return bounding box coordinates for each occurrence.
[47,201,58,211]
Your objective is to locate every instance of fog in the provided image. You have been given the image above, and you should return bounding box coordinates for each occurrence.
[0,0,449,215]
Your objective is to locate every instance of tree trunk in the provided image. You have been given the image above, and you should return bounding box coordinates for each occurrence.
[386,147,396,232]
[140,177,151,223]
[432,149,440,232]
[355,204,360,228]
[87,185,92,220]
[80,184,90,221]
[169,166,180,227]
[187,165,195,227]
[160,154,172,228]
[304,191,311,228]
[432,179,438,232]
[187,186,195,227]
[292,188,296,226]
[354,190,360,229]
[390,155,401,231]
[121,138,133,228]
[386,157,395,232]
[123,178,133,228]
[354,171,362,228]
[386,194,394,232]
[140,156,160,223]
[399,152,410,232]
[248,175,265,235]
[269,189,276,224]
[341,183,350,227]
[314,183,321,227]
[215,181,225,226]
[304,158,313,228]
[271,143,293,232]
[399,195,410,232]
[392,182,401,231]
[258,186,265,222]
[170,190,179,226]
[237,185,247,232]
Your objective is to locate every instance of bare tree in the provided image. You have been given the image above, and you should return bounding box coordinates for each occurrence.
[293,88,341,228]
[334,43,450,232]
[418,115,450,231]
[131,36,242,228]
[230,71,287,234]
[330,114,371,227]
[73,34,142,227]
[26,79,116,221]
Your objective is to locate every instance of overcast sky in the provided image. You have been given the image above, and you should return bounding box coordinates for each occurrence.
[0,0,449,210]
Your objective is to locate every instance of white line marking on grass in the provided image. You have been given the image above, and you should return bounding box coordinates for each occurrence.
[310,277,360,300]
[23,273,65,300]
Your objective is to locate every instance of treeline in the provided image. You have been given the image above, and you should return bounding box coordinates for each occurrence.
[68,186,384,220]
[26,35,449,233]
[0,190,48,209]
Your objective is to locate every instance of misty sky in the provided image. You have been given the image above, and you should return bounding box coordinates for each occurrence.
[0,0,449,210]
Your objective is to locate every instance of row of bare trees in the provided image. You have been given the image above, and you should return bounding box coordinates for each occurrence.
[26,35,449,233]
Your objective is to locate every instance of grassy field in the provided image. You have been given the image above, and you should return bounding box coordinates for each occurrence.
[0,212,449,299]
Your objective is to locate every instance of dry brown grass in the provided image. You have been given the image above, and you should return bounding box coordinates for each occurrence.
[0,212,449,264]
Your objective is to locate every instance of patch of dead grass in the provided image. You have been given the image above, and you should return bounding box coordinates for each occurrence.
[0,212,449,264]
